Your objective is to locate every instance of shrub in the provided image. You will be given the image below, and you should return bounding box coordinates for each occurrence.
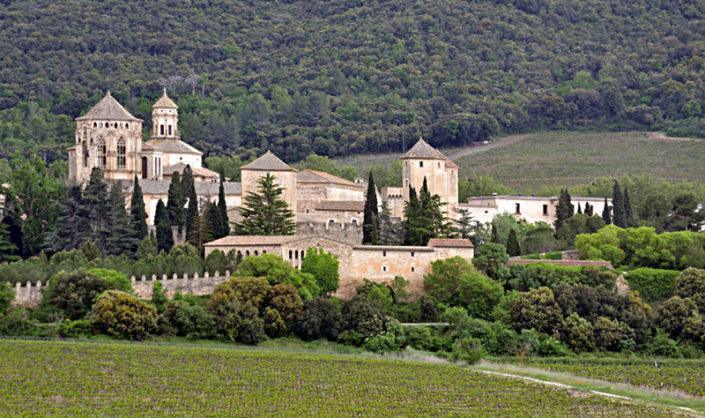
[593,316,631,351]
[364,333,399,353]
[656,296,700,340]
[91,290,157,340]
[301,248,339,294]
[238,254,320,299]
[543,251,563,260]
[626,268,679,301]
[87,268,133,293]
[267,284,303,326]
[450,337,483,365]
[341,295,387,341]
[58,319,92,338]
[160,300,216,339]
[404,325,434,351]
[43,269,108,320]
[208,276,271,344]
[294,297,342,341]
[424,256,474,305]
[675,268,705,312]
[0,282,14,315]
[508,287,563,335]
[537,336,569,356]
[562,313,594,353]
[648,331,680,357]
[151,281,169,314]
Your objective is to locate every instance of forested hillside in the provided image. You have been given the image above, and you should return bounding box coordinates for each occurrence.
[2,0,705,163]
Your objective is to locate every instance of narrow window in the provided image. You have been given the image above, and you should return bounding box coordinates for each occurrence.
[411,267,415,272]
[141,156,148,179]
[160,124,164,136]
[515,203,520,214]
[254,250,258,256]
[411,251,414,257]
[245,250,250,256]
[419,161,423,168]
[438,162,440,168]
[168,125,172,136]
[117,138,126,168]
[97,138,106,167]
[289,250,293,259]
[383,251,387,257]
[382,266,387,272]
[543,204,548,215]
[82,141,88,167]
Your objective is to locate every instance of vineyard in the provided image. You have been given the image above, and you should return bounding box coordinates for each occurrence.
[0,339,672,416]
[495,357,705,398]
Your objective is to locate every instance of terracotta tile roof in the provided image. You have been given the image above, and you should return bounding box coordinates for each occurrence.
[145,139,202,155]
[428,238,474,248]
[315,200,364,211]
[353,245,434,252]
[297,170,362,188]
[153,89,178,109]
[445,159,458,169]
[241,151,296,171]
[164,162,219,179]
[506,259,614,269]
[76,91,142,122]
[204,235,299,247]
[401,138,448,160]
[141,142,160,152]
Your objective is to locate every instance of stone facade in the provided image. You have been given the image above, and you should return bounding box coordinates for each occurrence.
[459,195,612,227]
[204,235,474,298]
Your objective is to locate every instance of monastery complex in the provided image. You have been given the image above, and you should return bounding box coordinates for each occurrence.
[67,91,612,295]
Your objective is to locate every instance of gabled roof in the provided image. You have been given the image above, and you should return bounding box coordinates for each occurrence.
[204,235,299,247]
[164,162,219,179]
[241,151,296,171]
[145,139,202,155]
[401,138,448,160]
[153,88,178,109]
[315,200,365,212]
[297,170,362,188]
[428,238,474,248]
[76,91,142,122]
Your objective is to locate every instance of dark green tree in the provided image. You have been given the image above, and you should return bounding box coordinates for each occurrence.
[105,183,139,257]
[664,191,705,232]
[403,186,421,245]
[301,248,340,294]
[167,171,185,233]
[233,173,295,235]
[378,200,404,245]
[45,185,89,254]
[490,222,500,244]
[363,171,379,244]
[203,201,219,244]
[186,185,201,248]
[576,203,582,214]
[506,228,520,257]
[602,197,612,225]
[0,222,19,262]
[216,171,230,238]
[554,188,574,231]
[1,194,24,260]
[623,185,633,226]
[180,165,194,202]
[130,176,148,242]
[83,167,111,255]
[454,207,476,243]
[612,181,626,227]
[155,199,173,253]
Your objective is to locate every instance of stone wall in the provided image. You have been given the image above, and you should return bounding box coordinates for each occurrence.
[8,271,232,307]
[296,221,362,245]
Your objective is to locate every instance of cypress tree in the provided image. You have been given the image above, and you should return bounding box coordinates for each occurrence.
[370,213,378,245]
[363,171,379,244]
[403,187,420,245]
[201,201,216,245]
[554,188,574,231]
[105,183,139,257]
[612,181,626,227]
[506,228,521,257]
[217,171,230,237]
[155,199,173,253]
[602,197,612,225]
[576,203,582,214]
[491,222,500,244]
[130,176,148,241]
[167,171,185,233]
[233,173,295,235]
[623,185,633,226]
[584,202,592,216]
[180,165,194,201]
[186,183,200,247]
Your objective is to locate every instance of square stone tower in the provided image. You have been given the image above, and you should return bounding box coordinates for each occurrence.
[240,151,298,214]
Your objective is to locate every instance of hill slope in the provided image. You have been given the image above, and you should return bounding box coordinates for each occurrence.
[2,0,705,162]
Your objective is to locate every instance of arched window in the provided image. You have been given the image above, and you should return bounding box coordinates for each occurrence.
[160,124,164,136]
[125,123,129,129]
[93,122,97,128]
[117,138,126,168]
[168,124,172,136]
[254,250,259,256]
[245,250,250,256]
[97,138,106,167]
[141,156,148,179]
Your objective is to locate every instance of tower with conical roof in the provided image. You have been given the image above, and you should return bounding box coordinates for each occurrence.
[69,91,144,183]
[240,151,298,214]
[151,88,179,140]
[400,138,458,218]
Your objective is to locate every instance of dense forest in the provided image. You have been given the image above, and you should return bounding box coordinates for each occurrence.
[2,0,705,163]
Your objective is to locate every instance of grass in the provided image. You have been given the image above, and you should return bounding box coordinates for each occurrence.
[457,131,705,190]
[0,338,676,416]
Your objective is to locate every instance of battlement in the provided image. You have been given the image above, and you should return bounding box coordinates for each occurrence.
[296,221,362,245]
[11,281,49,308]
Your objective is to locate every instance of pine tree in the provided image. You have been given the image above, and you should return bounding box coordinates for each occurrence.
[233,173,295,235]
[612,181,626,227]
[45,185,89,253]
[363,171,379,244]
[506,228,521,257]
[602,197,612,225]
[155,199,173,253]
[130,176,148,242]
[167,171,185,233]
[454,207,476,242]
[554,188,574,231]
[217,171,230,237]
[623,185,633,226]
[82,167,111,254]
[2,194,23,260]
[378,200,404,245]
[105,183,139,257]
[403,178,454,245]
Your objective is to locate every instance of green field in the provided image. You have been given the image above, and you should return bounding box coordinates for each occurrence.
[457,131,705,190]
[493,357,705,398]
[0,339,673,416]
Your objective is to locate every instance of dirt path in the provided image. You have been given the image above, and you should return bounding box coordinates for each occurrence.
[446,134,531,160]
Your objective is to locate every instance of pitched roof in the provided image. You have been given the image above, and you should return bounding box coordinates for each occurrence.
[428,238,474,248]
[164,162,219,179]
[315,200,365,212]
[241,151,295,171]
[445,159,458,169]
[297,170,362,188]
[76,91,142,122]
[401,138,448,160]
[204,235,300,247]
[153,89,178,109]
[145,139,202,155]
[506,259,614,269]
[127,180,241,196]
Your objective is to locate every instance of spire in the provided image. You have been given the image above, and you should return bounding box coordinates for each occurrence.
[153,89,178,109]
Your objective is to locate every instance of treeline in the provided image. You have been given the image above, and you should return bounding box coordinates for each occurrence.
[3,0,705,163]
